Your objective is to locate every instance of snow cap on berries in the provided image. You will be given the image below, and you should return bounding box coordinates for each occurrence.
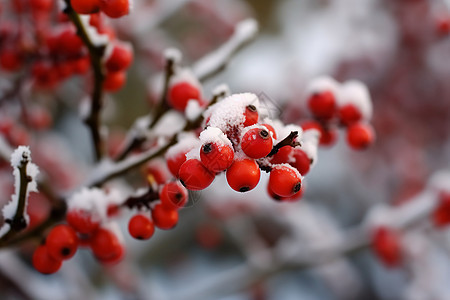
[199,127,233,149]
[165,133,200,161]
[338,80,373,121]
[305,76,340,98]
[300,129,320,166]
[204,93,261,132]
[169,68,201,91]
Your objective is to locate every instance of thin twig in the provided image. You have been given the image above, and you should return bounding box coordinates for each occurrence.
[64,0,106,161]
[148,57,176,129]
[267,131,300,157]
[0,153,31,244]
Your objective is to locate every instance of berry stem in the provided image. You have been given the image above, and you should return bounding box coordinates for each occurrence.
[63,0,106,162]
[267,131,300,157]
[122,187,160,210]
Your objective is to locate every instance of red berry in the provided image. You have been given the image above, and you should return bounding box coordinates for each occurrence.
[100,0,130,18]
[347,123,375,150]
[226,159,260,192]
[243,105,259,127]
[241,128,273,159]
[30,0,52,12]
[151,204,178,230]
[71,0,100,14]
[72,56,90,74]
[46,224,79,261]
[270,146,292,165]
[90,228,124,262]
[168,81,201,111]
[372,226,402,268]
[167,151,188,178]
[0,49,23,71]
[432,192,450,227]
[436,16,450,35]
[268,165,302,197]
[32,245,62,274]
[290,148,310,176]
[97,243,125,265]
[302,120,337,146]
[179,159,215,191]
[267,182,304,202]
[32,61,59,89]
[262,123,277,139]
[57,29,84,57]
[66,209,100,234]
[338,103,362,126]
[128,214,155,240]
[103,71,126,92]
[307,90,336,120]
[200,142,234,173]
[105,43,133,72]
[160,181,188,209]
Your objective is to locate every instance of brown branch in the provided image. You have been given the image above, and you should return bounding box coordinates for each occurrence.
[267,131,300,157]
[64,0,106,161]
[148,56,177,129]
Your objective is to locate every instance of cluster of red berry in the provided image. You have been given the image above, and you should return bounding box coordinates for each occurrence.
[32,176,191,274]
[0,0,132,92]
[301,77,375,150]
[166,93,309,201]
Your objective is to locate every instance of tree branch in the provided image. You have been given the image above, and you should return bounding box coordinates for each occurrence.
[192,19,258,82]
[63,0,106,162]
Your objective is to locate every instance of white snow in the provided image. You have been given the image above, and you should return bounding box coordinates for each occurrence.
[152,111,186,137]
[428,170,450,193]
[204,93,260,133]
[275,124,303,144]
[337,80,373,121]
[169,68,201,90]
[185,100,203,121]
[79,15,110,47]
[192,18,259,80]
[165,134,200,160]
[164,48,182,64]
[300,129,320,166]
[67,187,124,223]
[199,127,233,148]
[305,76,340,98]
[0,146,39,237]
[212,84,230,97]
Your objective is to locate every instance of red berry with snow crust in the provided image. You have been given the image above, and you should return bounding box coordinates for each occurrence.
[307,90,336,120]
[168,81,202,112]
[268,165,302,198]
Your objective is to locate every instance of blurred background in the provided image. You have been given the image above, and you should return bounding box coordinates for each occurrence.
[1,0,450,299]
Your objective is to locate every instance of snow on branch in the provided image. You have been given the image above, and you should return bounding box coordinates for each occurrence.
[0,146,39,241]
[193,18,259,82]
